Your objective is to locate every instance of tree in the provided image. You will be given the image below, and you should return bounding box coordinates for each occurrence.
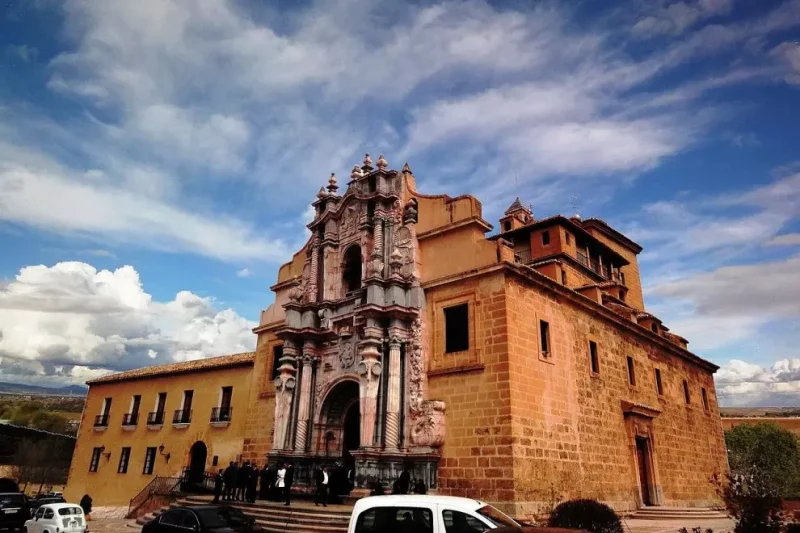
[11,438,69,495]
[725,423,800,498]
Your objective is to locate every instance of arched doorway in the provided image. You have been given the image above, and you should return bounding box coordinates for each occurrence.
[188,441,207,484]
[342,402,360,471]
[342,245,362,293]
[318,380,360,459]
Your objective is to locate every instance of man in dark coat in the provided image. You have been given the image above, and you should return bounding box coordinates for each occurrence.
[247,466,259,503]
[314,466,329,507]
[393,466,410,495]
[259,464,270,500]
[284,463,294,506]
[212,469,224,503]
[223,462,238,501]
[237,462,251,501]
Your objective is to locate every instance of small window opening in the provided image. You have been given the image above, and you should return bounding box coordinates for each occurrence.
[561,270,567,285]
[626,356,636,386]
[683,380,691,404]
[542,230,551,245]
[566,233,571,245]
[503,221,511,232]
[272,345,283,378]
[343,245,362,293]
[589,341,599,374]
[539,320,551,357]
[651,323,658,333]
[655,368,663,396]
[444,303,469,353]
[701,387,709,411]
[368,175,377,193]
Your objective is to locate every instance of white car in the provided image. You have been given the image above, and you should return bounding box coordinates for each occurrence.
[24,503,86,533]
[348,495,521,533]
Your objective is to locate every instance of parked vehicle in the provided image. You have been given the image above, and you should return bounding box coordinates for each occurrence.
[0,493,28,532]
[142,505,261,532]
[26,497,64,518]
[24,503,85,533]
[349,495,522,533]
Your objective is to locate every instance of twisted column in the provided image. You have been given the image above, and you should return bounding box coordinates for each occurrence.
[272,340,297,450]
[385,336,402,449]
[308,238,319,301]
[294,352,314,452]
[373,215,384,258]
[358,338,382,448]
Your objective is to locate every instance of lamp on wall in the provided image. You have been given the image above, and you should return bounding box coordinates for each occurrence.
[99,445,111,460]
[158,444,171,463]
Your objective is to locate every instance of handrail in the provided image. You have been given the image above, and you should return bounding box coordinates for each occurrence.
[126,475,181,518]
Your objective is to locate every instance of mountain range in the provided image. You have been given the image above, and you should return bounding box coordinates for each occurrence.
[0,381,87,396]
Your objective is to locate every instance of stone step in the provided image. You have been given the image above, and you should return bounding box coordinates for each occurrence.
[629,507,728,520]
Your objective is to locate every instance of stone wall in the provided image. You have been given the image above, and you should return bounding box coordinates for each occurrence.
[241,330,278,464]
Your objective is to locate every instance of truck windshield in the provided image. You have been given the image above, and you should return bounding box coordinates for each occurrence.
[476,505,518,528]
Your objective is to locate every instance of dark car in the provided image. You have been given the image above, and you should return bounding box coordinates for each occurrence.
[142,506,261,533]
[0,493,28,532]
[27,495,65,518]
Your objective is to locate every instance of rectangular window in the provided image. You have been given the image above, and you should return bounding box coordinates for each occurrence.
[272,345,283,378]
[89,447,102,472]
[655,368,663,396]
[683,380,691,404]
[561,270,567,285]
[539,320,551,357]
[118,447,131,474]
[143,447,156,475]
[220,386,233,411]
[702,387,709,411]
[566,233,571,245]
[130,395,141,417]
[101,397,112,415]
[182,390,194,412]
[542,230,551,245]
[589,341,599,374]
[626,356,636,386]
[444,303,469,353]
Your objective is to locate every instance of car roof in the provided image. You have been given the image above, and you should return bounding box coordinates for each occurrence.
[38,503,81,510]
[168,506,237,512]
[353,495,487,512]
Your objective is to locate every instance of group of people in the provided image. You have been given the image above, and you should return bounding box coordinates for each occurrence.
[213,461,294,505]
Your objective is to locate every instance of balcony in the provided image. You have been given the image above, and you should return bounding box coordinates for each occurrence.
[172,409,192,427]
[146,411,165,429]
[210,407,232,427]
[122,412,139,430]
[93,414,109,431]
[514,249,532,264]
[576,251,589,268]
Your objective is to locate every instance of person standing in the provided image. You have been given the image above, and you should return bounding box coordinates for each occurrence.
[314,466,329,507]
[247,466,259,503]
[393,466,410,495]
[236,461,251,501]
[223,462,238,501]
[79,494,92,521]
[212,469,224,503]
[259,464,270,500]
[284,462,294,506]
[276,464,287,505]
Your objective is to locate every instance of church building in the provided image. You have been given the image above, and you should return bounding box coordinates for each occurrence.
[65,154,728,517]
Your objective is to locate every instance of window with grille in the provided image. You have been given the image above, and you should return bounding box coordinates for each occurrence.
[118,447,131,474]
[143,447,156,475]
[89,447,102,472]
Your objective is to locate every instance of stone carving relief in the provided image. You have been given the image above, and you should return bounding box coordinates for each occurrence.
[408,318,446,448]
[339,338,356,369]
[394,226,414,278]
[341,204,359,239]
[319,308,333,330]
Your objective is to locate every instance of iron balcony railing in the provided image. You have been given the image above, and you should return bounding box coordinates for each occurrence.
[210,406,232,423]
[173,409,192,425]
[122,413,139,426]
[576,251,589,267]
[93,414,109,427]
[147,411,165,426]
[514,249,532,264]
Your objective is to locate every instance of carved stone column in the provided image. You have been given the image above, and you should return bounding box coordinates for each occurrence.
[308,236,319,301]
[294,352,314,452]
[273,340,298,450]
[385,335,403,450]
[358,336,383,448]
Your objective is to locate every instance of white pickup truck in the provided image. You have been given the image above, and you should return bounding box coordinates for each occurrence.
[348,495,568,533]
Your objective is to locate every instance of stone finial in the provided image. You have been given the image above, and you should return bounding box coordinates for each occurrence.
[327,172,339,194]
[390,247,403,270]
[402,162,412,174]
[317,187,328,199]
[350,164,363,181]
[363,153,373,167]
[377,154,388,170]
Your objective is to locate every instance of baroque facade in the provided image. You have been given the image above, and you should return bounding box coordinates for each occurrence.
[65,154,728,516]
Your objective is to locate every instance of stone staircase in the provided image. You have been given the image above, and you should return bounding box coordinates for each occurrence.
[134,494,352,533]
[628,506,729,520]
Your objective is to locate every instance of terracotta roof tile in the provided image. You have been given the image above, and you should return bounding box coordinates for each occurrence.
[87,352,255,385]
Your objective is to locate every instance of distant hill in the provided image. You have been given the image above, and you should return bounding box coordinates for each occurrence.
[0,382,87,396]
[721,407,800,418]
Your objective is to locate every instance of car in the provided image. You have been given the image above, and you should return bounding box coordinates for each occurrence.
[26,497,64,519]
[142,505,261,532]
[349,495,522,533]
[0,493,28,533]
[24,503,85,533]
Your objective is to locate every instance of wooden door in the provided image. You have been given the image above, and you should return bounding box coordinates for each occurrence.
[636,437,652,506]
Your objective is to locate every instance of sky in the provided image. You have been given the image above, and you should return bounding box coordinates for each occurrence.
[0,0,798,406]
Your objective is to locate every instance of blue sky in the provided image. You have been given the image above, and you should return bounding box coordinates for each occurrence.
[0,0,798,405]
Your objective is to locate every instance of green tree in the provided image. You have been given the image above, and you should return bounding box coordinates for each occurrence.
[725,422,800,498]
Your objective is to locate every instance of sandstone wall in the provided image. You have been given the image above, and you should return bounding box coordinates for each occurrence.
[241,330,279,464]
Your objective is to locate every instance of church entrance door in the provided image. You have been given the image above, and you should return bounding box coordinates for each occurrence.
[188,441,207,484]
[635,437,652,506]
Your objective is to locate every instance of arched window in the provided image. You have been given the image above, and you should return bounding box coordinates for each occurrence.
[342,245,362,293]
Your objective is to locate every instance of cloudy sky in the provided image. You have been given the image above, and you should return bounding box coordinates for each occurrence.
[0,0,798,406]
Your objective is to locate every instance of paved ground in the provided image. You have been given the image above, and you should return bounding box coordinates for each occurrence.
[88,516,736,533]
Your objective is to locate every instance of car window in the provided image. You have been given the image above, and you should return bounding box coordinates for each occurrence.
[58,507,83,516]
[355,506,433,533]
[197,507,250,527]
[35,507,45,519]
[442,510,491,533]
[181,511,199,528]
[0,494,25,508]
[475,505,518,528]
[43,508,54,519]
[160,510,184,526]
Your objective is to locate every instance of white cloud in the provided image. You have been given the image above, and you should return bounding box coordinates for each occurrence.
[0,261,256,386]
[5,44,39,63]
[771,42,800,85]
[767,233,800,247]
[236,268,251,278]
[717,359,800,406]
[631,0,734,38]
